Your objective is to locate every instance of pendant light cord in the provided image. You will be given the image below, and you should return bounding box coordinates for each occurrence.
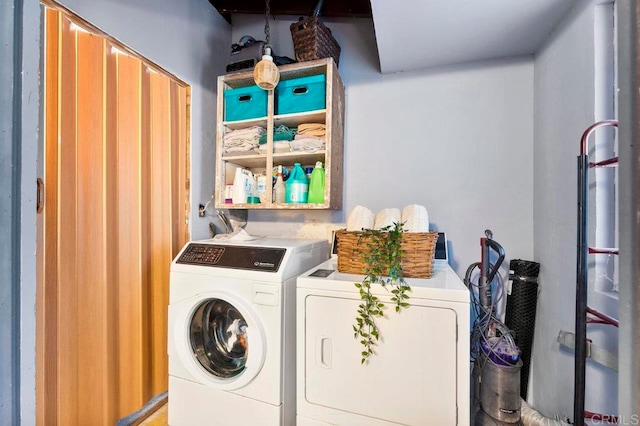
[264,0,271,49]
[254,0,279,90]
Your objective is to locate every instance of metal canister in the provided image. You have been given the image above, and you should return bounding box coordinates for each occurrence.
[479,354,523,423]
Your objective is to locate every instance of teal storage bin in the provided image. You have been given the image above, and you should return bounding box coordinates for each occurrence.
[276,75,326,115]
[224,85,268,122]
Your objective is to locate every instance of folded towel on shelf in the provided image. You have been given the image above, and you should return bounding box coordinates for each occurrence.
[297,123,326,138]
[225,146,260,154]
[294,134,325,141]
[258,141,291,154]
[223,126,264,140]
[224,138,261,151]
[224,140,258,153]
[258,125,297,144]
[223,126,264,153]
[290,138,325,153]
[259,132,295,144]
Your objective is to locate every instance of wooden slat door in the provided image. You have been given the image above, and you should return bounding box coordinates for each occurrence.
[38,6,190,425]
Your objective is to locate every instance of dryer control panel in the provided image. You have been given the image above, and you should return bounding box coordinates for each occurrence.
[176,243,285,272]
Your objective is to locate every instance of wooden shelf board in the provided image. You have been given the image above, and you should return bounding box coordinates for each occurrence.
[223,116,267,130]
[218,202,332,210]
[220,59,330,89]
[274,110,326,127]
[221,151,326,169]
[273,151,325,166]
[221,153,266,168]
[278,59,329,80]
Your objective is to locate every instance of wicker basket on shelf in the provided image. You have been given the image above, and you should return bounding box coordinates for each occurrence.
[336,229,439,278]
[290,16,341,65]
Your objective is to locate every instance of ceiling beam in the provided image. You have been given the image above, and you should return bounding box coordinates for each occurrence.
[208,0,372,20]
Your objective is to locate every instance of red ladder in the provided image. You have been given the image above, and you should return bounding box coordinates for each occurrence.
[575,120,619,426]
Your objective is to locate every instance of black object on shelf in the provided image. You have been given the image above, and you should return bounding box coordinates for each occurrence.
[505,259,540,401]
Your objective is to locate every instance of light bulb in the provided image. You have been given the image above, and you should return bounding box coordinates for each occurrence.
[253,47,280,90]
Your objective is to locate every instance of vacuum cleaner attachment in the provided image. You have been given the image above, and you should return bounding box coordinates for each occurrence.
[505,259,540,400]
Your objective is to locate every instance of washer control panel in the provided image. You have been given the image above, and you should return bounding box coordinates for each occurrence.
[176,243,285,272]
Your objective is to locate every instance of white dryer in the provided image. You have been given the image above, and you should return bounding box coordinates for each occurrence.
[296,258,470,426]
[168,237,329,426]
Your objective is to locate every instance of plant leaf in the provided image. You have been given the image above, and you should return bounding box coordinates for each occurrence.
[353,221,411,364]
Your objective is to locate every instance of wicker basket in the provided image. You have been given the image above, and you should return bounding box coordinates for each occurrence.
[336,229,439,278]
[290,16,341,65]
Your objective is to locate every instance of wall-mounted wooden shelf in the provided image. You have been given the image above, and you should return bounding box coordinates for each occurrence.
[214,58,345,210]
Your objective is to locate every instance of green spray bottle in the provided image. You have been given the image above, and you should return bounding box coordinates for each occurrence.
[308,161,325,204]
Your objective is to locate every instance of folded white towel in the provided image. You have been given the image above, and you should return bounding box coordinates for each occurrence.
[374,208,401,230]
[346,206,375,231]
[401,204,429,232]
[223,126,265,151]
[289,137,325,153]
[223,126,264,139]
[294,134,324,141]
[258,142,291,154]
[225,144,258,153]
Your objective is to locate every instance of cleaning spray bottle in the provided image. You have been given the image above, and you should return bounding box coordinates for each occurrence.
[285,163,309,203]
[274,165,286,204]
[308,161,325,204]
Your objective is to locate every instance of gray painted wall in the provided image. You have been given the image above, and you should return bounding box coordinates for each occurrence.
[1,0,23,423]
[616,0,639,419]
[531,1,617,419]
[19,1,41,424]
[2,0,41,423]
[231,16,536,278]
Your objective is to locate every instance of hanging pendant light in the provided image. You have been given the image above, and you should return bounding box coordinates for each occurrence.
[254,47,279,90]
[254,0,280,90]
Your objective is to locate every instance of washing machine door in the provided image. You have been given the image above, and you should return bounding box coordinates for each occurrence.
[171,292,266,390]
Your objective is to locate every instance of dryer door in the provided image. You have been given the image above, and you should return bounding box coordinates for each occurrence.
[302,294,459,425]
[171,292,266,390]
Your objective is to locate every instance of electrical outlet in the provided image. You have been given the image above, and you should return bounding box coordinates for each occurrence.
[198,204,205,218]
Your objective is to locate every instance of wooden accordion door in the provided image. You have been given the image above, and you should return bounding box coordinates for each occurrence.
[38,5,190,425]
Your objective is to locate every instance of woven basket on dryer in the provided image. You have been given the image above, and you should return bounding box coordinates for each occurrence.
[336,229,439,278]
[290,16,341,65]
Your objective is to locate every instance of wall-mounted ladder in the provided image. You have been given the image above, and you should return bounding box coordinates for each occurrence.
[574,119,619,426]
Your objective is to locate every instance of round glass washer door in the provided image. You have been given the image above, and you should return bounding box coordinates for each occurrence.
[186,296,266,388]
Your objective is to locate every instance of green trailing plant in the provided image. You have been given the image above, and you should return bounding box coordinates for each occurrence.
[353,222,411,364]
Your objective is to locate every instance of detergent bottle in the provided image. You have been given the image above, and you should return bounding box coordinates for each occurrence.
[256,175,268,204]
[308,161,325,204]
[285,163,309,203]
[232,167,247,205]
[232,168,254,204]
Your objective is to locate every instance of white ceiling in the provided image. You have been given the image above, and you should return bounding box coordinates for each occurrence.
[370,0,577,73]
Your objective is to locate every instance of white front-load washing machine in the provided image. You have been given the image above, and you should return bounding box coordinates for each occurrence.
[296,258,470,426]
[168,237,329,425]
